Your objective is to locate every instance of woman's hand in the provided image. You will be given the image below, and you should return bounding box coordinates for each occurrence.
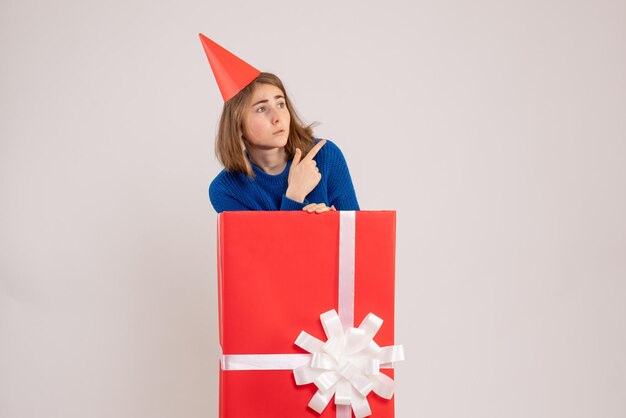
[303,203,336,213]
[285,139,326,203]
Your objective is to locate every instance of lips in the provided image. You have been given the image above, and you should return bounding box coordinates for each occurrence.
[273,129,285,135]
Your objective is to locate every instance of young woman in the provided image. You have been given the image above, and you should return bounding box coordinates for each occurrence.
[201,36,359,213]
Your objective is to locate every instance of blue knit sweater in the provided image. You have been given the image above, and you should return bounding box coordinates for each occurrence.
[209,139,360,213]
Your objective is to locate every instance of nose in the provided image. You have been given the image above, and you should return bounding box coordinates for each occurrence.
[270,109,280,124]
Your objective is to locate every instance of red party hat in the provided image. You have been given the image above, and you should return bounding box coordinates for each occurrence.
[199,34,261,102]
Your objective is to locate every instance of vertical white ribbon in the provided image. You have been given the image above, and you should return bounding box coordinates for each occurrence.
[337,404,353,418]
[338,211,356,418]
[338,211,356,330]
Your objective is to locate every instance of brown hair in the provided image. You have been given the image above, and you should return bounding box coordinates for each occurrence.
[215,72,316,177]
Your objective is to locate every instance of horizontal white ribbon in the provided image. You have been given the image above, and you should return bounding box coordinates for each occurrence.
[220,354,311,370]
[220,353,397,371]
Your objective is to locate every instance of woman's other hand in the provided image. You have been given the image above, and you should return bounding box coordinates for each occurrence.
[286,139,326,203]
[302,203,336,213]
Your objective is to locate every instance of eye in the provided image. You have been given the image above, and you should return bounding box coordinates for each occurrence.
[255,106,265,113]
[277,102,286,109]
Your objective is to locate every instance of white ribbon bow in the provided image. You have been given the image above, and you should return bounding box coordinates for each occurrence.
[293,309,405,418]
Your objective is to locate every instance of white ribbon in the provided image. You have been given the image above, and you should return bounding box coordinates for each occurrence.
[220,211,404,418]
[220,353,311,370]
[338,211,356,330]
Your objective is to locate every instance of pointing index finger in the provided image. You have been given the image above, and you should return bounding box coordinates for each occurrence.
[302,139,327,162]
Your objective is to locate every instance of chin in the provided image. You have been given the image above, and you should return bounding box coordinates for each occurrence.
[278,136,289,148]
[270,134,288,148]
[255,138,288,150]
[253,132,289,149]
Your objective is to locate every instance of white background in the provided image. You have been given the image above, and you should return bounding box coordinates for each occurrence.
[1,0,625,417]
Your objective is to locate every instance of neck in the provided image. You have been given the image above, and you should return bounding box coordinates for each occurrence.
[246,144,288,175]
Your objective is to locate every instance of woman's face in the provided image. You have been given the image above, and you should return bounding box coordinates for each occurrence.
[242,83,291,150]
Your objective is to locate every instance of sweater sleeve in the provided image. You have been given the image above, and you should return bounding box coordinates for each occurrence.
[209,192,251,213]
[209,172,311,212]
[280,194,310,211]
[209,180,252,213]
[326,141,360,210]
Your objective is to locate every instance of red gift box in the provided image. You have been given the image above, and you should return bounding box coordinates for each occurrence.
[217,211,400,418]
